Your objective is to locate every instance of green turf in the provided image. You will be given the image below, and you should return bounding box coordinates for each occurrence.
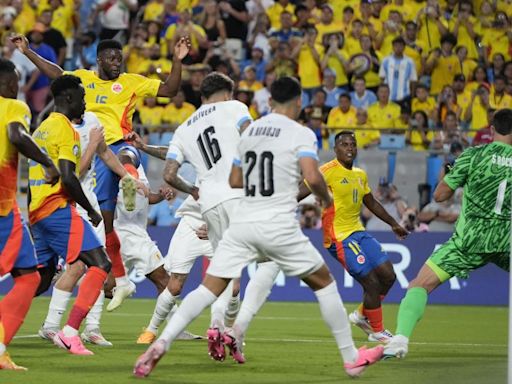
[1,298,507,384]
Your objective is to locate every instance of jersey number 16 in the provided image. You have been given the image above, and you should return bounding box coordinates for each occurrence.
[197,126,221,170]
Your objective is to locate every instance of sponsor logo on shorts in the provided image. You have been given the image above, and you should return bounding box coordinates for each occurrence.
[357,255,365,264]
[112,83,123,93]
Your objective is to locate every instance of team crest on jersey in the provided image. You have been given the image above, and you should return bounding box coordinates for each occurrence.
[356,255,365,264]
[111,83,123,94]
[73,144,80,156]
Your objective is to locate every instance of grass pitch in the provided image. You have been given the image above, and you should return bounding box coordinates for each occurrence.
[1,298,507,384]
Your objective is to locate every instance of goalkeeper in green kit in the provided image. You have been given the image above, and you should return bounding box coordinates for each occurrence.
[384,108,512,359]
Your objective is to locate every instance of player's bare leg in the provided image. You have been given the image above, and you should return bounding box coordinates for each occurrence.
[146,266,170,294]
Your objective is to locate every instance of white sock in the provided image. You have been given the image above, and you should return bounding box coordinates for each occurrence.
[158,285,217,349]
[115,276,131,287]
[85,290,104,331]
[44,288,72,329]
[166,302,179,321]
[234,261,279,336]
[210,280,233,331]
[314,281,358,364]
[224,293,240,327]
[147,288,176,334]
[62,324,79,337]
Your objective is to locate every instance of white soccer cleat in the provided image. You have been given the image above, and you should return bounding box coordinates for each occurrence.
[348,310,373,336]
[368,329,394,343]
[107,281,136,312]
[176,330,204,340]
[38,326,58,341]
[383,335,409,359]
[81,329,113,346]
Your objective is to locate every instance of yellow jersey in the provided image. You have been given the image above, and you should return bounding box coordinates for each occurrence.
[50,3,75,38]
[482,28,511,61]
[143,1,164,21]
[456,89,473,116]
[411,97,436,115]
[354,123,380,149]
[266,2,295,29]
[469,100,488,131]
[29,112,80,224]
[323,49,349,86]
[368,102,401,129]
[429,53,461,95]
[316,21,343,44]
[138,105,164,128]
[320,159,370,246]
[448,17,481,60]
[298,44,323,89]
[165,24,206,51]
[326,106,357,132]
[238,80,264,92]
[67,69,161,145]
[0,97,31,216]
[490,92,512,110]
[163,102,196,126]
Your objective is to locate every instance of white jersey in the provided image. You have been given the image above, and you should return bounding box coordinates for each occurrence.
[73,111,101,202]
[115,166,150,229]
[233,113,319,223]
[166,100,252,213]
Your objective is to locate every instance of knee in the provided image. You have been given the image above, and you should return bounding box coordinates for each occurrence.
[380,270,396,290]
[35,274,52,296]
[231,280,241,296]
[100,259,112,274]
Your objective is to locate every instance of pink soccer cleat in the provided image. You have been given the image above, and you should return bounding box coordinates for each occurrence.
[223,330,245,364]
[53,331,94,355]
[207,328,225,361]
[344,345,384,378]
[133,339,167,378]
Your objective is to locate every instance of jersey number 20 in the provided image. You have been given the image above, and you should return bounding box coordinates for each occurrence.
[197,126,221,170]
[245,151,274,197]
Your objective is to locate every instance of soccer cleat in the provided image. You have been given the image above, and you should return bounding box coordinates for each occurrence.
[106,281,136,312]
[53,331,94,355]
[133,339,167,378]
[344,345,384,378]
[81,329,113,346]
[368,329,394,343]
[383,335,409,359]
[137,329,157,344]
[207,327,225,361]
[223,329,245,364]
[348,310,373,336]
[38,325,59,341]
[0,352,28,371]
[176,330,204,340]
[121,176,137,212]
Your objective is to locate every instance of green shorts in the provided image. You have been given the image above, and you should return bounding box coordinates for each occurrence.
[426,235,509,282]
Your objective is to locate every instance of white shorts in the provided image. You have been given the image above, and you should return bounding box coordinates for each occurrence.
[77,195,106,246]
[207,219,324,279]
[116,226,164,276]
[164,216,214,274]
[202,198,240,250]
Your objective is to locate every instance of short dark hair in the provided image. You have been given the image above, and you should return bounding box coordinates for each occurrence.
[440,33,457,46]
[0,58,16,77]
[51,74,83,99]
[97,39,123,55]
[339,93,351,101]
[334,130,355,143]
[270,76,301,104]
[415,83,429,91]
[494,74,507,83]
[378,83,390,91]
[493,108,512,135]
[199,72,234,99]
[353,76,366,83]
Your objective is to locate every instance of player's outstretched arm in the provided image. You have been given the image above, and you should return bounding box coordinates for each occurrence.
[433,180,455,203]
[157,37,191,98]
[124,132,168,160]
[79,126,104,179]
[10,34,64,80]
[8,122,60,185]
[163,159,199,200]
[363,192,408,239]
[297,181,312,201]
[299,157,332,208]
[229,163,243,188]
[59,159,102,226]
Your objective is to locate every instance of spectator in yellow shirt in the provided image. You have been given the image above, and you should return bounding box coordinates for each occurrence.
[353,108,380,149]
[143,0,165,22]
[165,10,207,62]
[138,96,165,130]
[434,85,462,128]
[465,65,489,94]
[416,1,449,52]
[374,10,403,57]
[424,33,461,96]
[455,45,477,81]
[412,83,436,119]
[403,21,427,77]
[368,84,401,129]
[266,0,295,29]
[292,26,323,98]
[137,44,172,81]
[326,93,357,136]
[320,33,350,90]
[453,74,472,118]
[481,11,512,61]
[406,110,433,150]
[448,1,480,60]
[163,89,196,128]
[345,19,365,56]
[238,66,264,92]
[487,53,506,83]
[315,4,343,44]
[490,75,512,110]
[464,84,491,133]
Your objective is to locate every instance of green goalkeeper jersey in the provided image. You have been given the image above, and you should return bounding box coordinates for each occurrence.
[444,141,512,253]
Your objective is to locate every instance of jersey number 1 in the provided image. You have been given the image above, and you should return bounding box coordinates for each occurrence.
[494,179,508,215]
[197,126,221,170]
[245,151,274,197]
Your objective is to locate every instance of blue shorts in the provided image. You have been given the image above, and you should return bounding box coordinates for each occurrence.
[94,140,140,211]
[32,204,102,268]
[327,231,389,278]
[0,206,37,274]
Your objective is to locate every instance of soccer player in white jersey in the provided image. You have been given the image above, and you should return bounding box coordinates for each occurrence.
[38,111,140,346]
[133,77,384,378]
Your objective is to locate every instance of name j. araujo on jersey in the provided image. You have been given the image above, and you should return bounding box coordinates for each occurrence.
[247,126,282,137]
[492,154,512,167]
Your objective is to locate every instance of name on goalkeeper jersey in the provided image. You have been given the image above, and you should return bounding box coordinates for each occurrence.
[247,126,281,137]
[492,154,512,167]
[187,105,216,126]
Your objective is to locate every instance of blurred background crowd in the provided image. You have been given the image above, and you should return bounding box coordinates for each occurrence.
[1,0,511,231]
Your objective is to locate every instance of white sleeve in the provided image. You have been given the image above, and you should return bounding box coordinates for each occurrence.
[230,101,252,131]
[409,58,418,81]
[166,129,185,164]
[295,126,319,160]
[378,58,386,79]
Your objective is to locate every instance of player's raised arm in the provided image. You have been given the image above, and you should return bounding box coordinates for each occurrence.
[124,132,168,160]
[79,125,104,179]
[8,122,60,185]
[10,34,64,80]
[433,146,473,203]
[300,157,332,208]
[163,158,199,200]
[156,37,191,98]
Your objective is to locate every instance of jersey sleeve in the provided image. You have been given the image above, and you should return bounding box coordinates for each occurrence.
[130,74,161,98]
[295,127,319,160]
[443,147,474,190]
[362,170,371,194]
[9,100,32,131]
[230,101,252,131]
[57,122,79,164]
[166,128,185,164]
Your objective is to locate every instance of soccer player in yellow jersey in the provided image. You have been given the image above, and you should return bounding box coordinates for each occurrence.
[299,131,408,343]
[12,34,190,309]
[0,58,59,370]
[29,75,112,356]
